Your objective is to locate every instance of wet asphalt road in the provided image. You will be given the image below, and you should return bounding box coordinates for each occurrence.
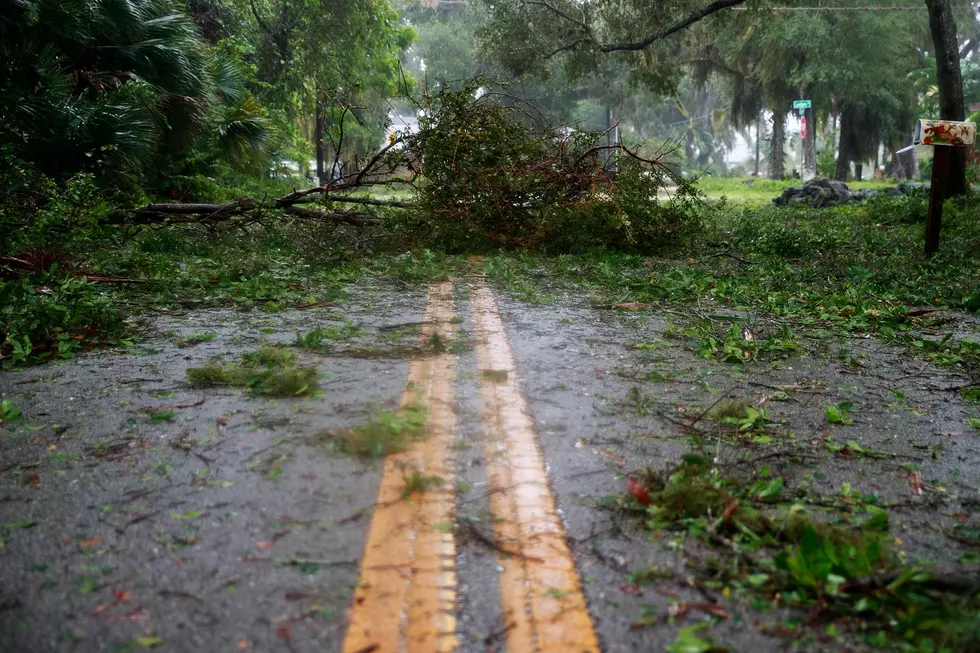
[1,277,979,652]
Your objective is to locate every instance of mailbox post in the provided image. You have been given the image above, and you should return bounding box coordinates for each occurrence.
[913,119,976,256]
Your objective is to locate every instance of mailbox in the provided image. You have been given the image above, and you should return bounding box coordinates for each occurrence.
[913,119,976,147]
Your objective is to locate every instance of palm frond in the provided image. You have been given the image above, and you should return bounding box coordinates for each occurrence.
[216,97,275,171]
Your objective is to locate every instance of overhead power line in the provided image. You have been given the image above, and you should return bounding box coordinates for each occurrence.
[733,5,929,10]
[419,1,974,9]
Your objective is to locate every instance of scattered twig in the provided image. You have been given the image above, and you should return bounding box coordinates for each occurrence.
[458,517,544,562]
[83,276,147,284]
[717,449,821,468]
[275,557,357,568]
[841,571,980,596]
[934,380,980,392]
[708,252,755,265]
[687,386,738,429]
[946,530,980,548]
[134,397,205,412]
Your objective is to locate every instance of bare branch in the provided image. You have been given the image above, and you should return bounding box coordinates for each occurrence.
[960,37,977,59]
[352,138,404,187]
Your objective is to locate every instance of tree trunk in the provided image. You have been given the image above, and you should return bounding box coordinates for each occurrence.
[855,163,863,181]
[315,100,325,184]
[890,131,917,179]
[770,112,785,179]
[925,0,967,196]
[835,106,853,181]
[754,112,761,176]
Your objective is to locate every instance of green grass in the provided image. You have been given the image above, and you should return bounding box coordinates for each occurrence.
[696,175,903,204]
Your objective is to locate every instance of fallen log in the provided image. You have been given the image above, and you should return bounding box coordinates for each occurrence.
[312,194,412,209]
[113,144,416,226]
[282,206,378,226]
[117,189,408,227]
[139,201,252,215]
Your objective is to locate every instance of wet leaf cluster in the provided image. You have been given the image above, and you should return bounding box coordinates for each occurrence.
[186,346,320,397]
[626,454,980,650]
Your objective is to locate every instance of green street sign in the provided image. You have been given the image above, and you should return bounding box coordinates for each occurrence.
[793,100,811,109]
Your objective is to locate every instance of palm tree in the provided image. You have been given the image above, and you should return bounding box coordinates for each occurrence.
[1,0,210,182]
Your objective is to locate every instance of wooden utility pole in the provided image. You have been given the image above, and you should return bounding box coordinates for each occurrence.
[925,146,948,255]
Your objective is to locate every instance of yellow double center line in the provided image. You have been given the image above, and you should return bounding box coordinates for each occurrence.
[343,282,458,653]
[342,281,599,653]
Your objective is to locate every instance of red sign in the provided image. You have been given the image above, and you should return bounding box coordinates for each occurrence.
[800,116,807,139]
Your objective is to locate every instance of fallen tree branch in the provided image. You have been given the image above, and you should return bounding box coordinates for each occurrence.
[322,194,411,209]
[139,202,252,215]
[458,517,544,562]
[290,193,412,209]
[84,276,147,284]
[282,205,378,226]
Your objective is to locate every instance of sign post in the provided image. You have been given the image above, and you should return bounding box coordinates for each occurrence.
[793,100,815,180]
[908,119,977,255]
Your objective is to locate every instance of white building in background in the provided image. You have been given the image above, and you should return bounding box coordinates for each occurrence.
[386,110,420,147]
